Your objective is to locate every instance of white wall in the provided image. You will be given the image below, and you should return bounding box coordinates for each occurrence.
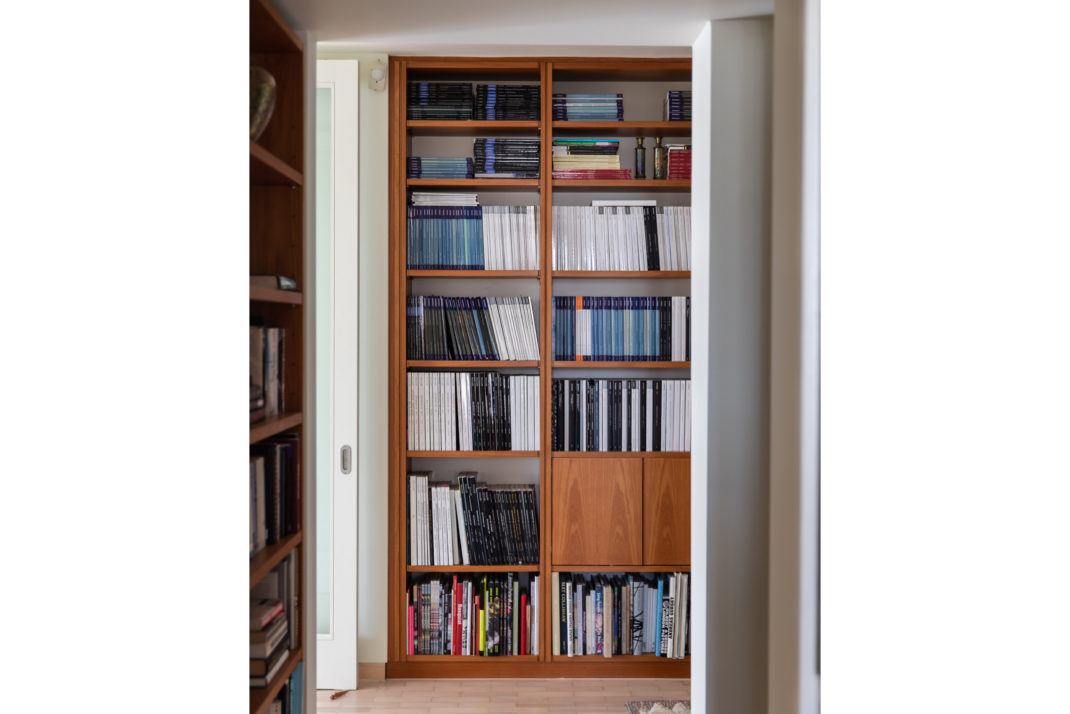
[692,16,773,714]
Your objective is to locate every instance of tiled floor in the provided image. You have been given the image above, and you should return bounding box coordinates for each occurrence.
[316,678,690,713]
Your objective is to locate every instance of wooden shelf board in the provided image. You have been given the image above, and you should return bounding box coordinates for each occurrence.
[550,451,690,459]
[407,178,539,188]
[387,657,690,678]
[407,269,540,278]
[550,654,689,662]
[552,271,690,279]
[405,654,539,662]
[250,0,303,53]
[551,179,689,189]
[408,451,540,458]
[552,564,690,572]
[250,412,303,444]
[250,646,304,714]
[250,286,303,304]
[406,564,540,573]
[553,361,690,369]
[407,120,540,135]
[407,360,540,369]
[250,141,303,186]
[250,531,303,587]
[552,121,691,135]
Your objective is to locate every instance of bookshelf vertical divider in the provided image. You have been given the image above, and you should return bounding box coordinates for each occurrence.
[389,56,691,678]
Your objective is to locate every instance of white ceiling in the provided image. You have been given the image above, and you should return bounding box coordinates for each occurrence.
[276,0,773,56]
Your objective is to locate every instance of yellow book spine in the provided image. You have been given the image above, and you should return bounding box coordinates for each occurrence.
[479,606,486,654]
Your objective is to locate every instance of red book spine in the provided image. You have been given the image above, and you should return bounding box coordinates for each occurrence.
[407,604,415,655]
[453,576,462,655]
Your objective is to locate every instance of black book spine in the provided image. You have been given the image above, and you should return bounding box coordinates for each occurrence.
[653,380,662,451]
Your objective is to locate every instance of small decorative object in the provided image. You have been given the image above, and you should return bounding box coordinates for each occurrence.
[653,136,667,180]
[250,65,277,141]
[634,136,647,179]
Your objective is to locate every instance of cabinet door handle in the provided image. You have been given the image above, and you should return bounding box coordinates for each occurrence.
[341,445,353,474]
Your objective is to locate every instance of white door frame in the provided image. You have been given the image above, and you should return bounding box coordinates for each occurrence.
[316,58,360,691]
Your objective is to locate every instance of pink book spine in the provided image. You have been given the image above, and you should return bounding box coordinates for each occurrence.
[407,605,415,655]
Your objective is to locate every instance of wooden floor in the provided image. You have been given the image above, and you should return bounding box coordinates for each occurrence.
[316,678,691,713]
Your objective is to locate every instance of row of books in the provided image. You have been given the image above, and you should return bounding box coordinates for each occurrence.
[408,472,539,566]
[407,372,540,451]
[552,572,689,658]
[250,552,299,687]
[552,296,691,361]
[411,191,479,206]
[407,573,540,656]
[406,295,540,361]
[552,93,624,121]
[473,138,540,178]
[475,84,540,120]
[667,146,692,179]
[406,203,540,270]
[250,433,301,556]
[265,662,304,714]
[664,90,691,121]
[551,378,692,453]
[407,81,474,120]
[407,156,473,179]
[551,137,631,180]
[551,203,691,271]
[250,325,285,423]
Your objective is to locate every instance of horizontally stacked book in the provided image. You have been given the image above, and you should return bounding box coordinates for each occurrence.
[551,138,630,180]
[473,138,540,178]
[407,193,539,270]
[408,472,539,566]
[250,433,301,558]
[407,372,540,451]
[251,554,300,687]
[407,295,540,361]
[552,296,691,361]
[250,325,285,424]
[552,202,691,271]
[407,156,474,179]
[552,93,623,121]
[551,378,692,452]
[406,81,541,121]
[667,144,692,179]
[551,572,689,658]
[407,573,540,656]
[664,90,691,121]
[475,84,540,120]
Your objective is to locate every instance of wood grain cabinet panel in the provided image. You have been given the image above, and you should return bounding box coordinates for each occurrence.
[643,457,691,565]
[551,458,643,565]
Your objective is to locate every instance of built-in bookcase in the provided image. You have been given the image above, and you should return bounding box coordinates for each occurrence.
[389,57,691,678]
[250,0,309,710]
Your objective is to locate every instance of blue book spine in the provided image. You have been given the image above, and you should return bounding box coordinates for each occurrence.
[655,577,664,657]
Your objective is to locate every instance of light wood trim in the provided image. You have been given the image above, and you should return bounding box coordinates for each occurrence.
[552,271,690,279]
[249,647,303,714]
[552,361,690,369]
[551,179,690,189]
[552,121,691,135]
[551,458,643,566]
[405,564,540,573]
[250,411,303,444]
[539,58,553,664]
[407,119,540,131]
[407,450,540,458]
[250,531,303,587]
[358,663,386,680]
[250,141,303,186]
[406,360,540,369]
[401,58,542,70]
[407,270,540,278]
[250,286,304,304]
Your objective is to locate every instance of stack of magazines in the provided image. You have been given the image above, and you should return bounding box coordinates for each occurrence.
[407,81,474,120]
[473,138,540,178]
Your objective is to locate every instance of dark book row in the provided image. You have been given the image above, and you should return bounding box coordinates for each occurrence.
[406,204,539,271]
[407,372,540,452]
[250,325,285,423]
[407,82,540,121]
[264,663,304,714]
[475,84,540,120]
[250,433,301,556]
[407,295,540,361]
[251,552,300,686]
[408,472,540,566]
[473,138,541,179]
[407,156,474,179]
[552,296,691,361]
[552,571,689,658]
[552,93,624,121]
[664,90,692,121]
[407,572,540,656]
[551,378,691,453]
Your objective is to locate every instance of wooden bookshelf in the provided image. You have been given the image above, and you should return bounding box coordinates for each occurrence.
[390,56,691,678]
[250,0,308,709]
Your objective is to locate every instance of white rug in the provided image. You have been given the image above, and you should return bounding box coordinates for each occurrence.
[625,701,691,714]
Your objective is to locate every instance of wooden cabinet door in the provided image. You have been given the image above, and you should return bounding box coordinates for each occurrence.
[643,457,690,565]
[551,458,643,566]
